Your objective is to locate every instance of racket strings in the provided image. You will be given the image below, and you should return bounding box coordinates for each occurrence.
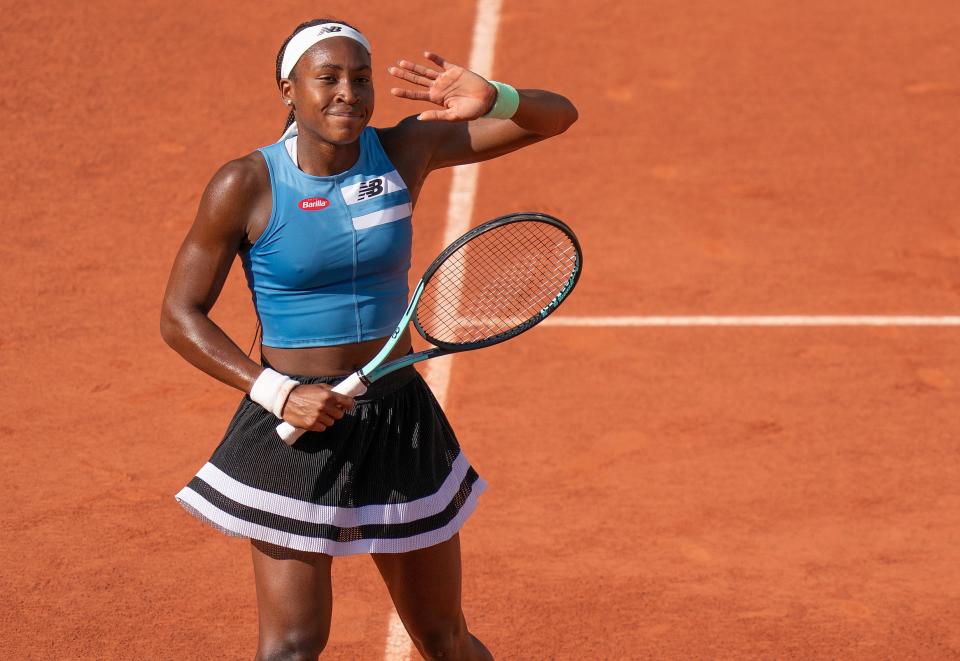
[417,221,578,346]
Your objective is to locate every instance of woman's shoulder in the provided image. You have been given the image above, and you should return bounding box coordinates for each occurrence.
[374,117,451,192]
[375,115,451,154]
[204,150,271,201]
[191,150,272,239]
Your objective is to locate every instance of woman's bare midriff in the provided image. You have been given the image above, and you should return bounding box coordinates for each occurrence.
[261,328,414,377]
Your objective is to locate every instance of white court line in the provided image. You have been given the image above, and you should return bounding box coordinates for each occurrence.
[541,315,960,327]
[384,1,503,659]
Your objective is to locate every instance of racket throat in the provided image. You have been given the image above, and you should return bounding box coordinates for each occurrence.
[356,369,371,387]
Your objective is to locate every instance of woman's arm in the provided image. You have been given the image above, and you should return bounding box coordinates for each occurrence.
[381,52,578,172]
[430,88,578,168]
[160,157,264,392]
[160,155,355,431]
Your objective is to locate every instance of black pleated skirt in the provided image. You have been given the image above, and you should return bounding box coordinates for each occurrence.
[175,366,486,556]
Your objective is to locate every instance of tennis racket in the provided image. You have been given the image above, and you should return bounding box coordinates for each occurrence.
[276,212,583,443]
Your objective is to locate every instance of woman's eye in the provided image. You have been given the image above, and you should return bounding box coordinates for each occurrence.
[355,77,371,84]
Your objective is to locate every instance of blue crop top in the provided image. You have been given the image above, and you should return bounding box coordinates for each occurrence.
[241,127,413,347]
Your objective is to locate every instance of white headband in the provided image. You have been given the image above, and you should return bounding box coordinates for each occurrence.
[280,23,371,79]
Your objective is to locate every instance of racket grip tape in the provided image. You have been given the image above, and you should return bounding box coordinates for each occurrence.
[274,371,370,443]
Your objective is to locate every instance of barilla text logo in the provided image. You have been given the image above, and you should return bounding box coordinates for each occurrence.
[298,197,330,211]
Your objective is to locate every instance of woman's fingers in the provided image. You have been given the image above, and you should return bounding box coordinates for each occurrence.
[323,402,345,421]
[390,87,431,101]
[312,411,337,427]
[397,60,440,80]
[388,66,435,88]
[296,405,344,433]
[424,51,449,69]
[392,53,485,121]
[406,59,441,78]
[282,418,328,442]
[390,59,440,80]
[417,108,461,122]
[326,391,356,412]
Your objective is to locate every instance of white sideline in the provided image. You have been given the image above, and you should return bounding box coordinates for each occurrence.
[541,315,960,327]
[384,1,503,659]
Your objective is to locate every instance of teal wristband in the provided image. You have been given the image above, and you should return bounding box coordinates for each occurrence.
[482,81,520,119]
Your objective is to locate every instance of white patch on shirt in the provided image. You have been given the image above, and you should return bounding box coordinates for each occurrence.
[340,170,407,205]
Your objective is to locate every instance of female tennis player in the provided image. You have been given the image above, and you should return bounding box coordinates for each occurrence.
[161,18,576,660]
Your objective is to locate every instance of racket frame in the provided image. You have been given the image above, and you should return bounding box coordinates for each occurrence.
[358,212,582,382]
[413,212,583,351]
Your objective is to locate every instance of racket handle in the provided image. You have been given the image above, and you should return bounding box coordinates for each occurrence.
[330,371,370,397]
[274,371,369,443]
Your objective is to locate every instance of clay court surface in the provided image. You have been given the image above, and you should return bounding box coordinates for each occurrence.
[3,0,960,658]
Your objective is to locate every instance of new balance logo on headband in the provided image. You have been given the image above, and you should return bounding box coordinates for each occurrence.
[317,25,342,34]
[357,178,384,201]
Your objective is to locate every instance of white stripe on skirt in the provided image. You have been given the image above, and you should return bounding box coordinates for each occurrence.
[181,451,473,528]
[176,478,487,556]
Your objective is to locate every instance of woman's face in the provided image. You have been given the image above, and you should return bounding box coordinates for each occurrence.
[282,37,374,145]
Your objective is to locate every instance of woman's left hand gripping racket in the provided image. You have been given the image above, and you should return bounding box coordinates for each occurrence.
[276,212,583,444]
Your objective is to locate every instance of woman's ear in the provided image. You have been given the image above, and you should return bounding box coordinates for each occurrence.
[279,79,295,107]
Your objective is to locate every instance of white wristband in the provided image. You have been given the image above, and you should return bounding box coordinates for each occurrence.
[250,368,300,418]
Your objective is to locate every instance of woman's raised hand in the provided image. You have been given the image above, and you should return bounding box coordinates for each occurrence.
[388,52,498,122]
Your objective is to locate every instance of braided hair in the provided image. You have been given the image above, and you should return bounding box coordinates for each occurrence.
[275,18,364,131]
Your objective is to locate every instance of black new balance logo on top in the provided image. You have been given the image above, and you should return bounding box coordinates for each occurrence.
[357,178,384,200]
[318,26,342,34]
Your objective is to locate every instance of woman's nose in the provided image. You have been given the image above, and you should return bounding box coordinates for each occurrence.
[335,82,360,104]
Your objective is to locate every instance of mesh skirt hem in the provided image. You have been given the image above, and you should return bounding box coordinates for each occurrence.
[174,478,486,556]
